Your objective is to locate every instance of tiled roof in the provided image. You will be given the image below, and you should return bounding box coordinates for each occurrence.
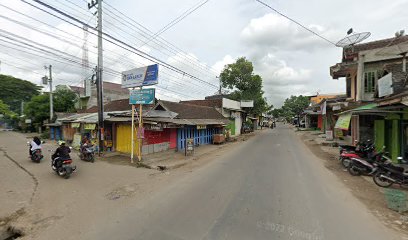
[156,100,226,119]
[180,99,222,108]
[79,98,153,113]
[68,81,128,95]
[352,35,408,52]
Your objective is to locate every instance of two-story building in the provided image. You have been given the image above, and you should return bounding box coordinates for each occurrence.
[330,34,408,161]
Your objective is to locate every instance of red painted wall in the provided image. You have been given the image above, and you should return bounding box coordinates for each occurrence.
[143,129,170,145]
[170,128,177,149]
[317,115,323,130]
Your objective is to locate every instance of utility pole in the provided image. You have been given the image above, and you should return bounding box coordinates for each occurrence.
[89,0,104,153]
[42,65,53,121]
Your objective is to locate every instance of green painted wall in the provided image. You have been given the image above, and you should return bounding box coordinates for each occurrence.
[227,121,235,136]
[391,120,400,163]
[374,120,385,152]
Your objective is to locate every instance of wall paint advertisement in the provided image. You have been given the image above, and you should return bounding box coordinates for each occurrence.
[122,64,159,88]
[129,88,155,105]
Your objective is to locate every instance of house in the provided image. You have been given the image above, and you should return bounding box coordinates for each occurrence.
[330,34,408,161]
[56,81,129,110]
[180,97,245,136]
[100,99,229,155]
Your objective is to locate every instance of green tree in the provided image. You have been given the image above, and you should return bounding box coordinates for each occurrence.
[0,74,42,113]
[220,57,271,115]
[53,88,78,113]
[24,89,78,125]
[24,94,50,125]
[280,95,310,121]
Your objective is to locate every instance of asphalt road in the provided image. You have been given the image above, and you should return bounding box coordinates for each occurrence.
[88,125,401,240]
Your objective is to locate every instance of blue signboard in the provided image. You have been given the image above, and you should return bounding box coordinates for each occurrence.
[122,64,159,88]
[129,88,155,105]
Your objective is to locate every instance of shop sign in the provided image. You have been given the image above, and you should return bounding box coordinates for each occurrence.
[334,113,352,130]
[332,105,341,111]
[148,124,163,131]
[185,138,194,156]
[129,88,155,105]
[197,125,206,130]
[122,64,159,88]
[71,122,80,128]
[84,123,96,130]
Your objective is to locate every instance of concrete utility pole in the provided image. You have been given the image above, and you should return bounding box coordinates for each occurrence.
[43,65,53,121]
[89,0,104,153]
[49,65,53,120]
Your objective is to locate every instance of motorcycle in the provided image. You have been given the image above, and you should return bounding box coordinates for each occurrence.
[51,147,76,179]
[339,142,376,168]
[373,157,408,188]
[27,141,43,163]
[347,151,387,176]
[30,149,43,163]
[79,145,95,162]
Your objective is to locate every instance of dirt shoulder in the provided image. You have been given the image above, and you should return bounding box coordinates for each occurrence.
[1,130,259,240]
[296,130,408,236]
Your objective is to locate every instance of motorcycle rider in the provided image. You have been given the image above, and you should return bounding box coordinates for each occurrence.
[80,136,93,157]
[29,136,42,157]
[52,141,71,169]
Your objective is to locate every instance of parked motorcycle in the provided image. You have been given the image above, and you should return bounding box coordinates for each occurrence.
[79,145,95,162]
[373,157,408,188]
[347,151,387,176]
[339,141,376,168]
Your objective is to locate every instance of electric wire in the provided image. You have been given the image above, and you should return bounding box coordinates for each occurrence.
[255,0,337,46]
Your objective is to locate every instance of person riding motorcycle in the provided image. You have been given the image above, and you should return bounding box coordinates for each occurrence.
[29,136,42,157]
[52,141,71,169]
[80,136,93,153]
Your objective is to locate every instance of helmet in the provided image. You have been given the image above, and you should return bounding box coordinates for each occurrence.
[58,140,66,146]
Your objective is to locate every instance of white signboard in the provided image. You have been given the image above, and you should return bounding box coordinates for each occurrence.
[121,64,158,88]
[378,73,393,97]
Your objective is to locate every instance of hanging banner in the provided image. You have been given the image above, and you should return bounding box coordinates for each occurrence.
[320,101,327,115]
[121,64,159,88]
[334,113,352,130]
[84,123,96,130]
[71,123,80,128]
[129,88,155,105]
[378,73,393,97]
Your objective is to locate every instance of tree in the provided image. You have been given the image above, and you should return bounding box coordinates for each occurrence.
[53,88,78,113]
[24,89,78,125]
[24,94,50,125]
[0,74,42,113]
[220,57,271,115]
[272,95,310,121]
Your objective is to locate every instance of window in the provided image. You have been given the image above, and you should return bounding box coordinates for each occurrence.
[364,71,376,93]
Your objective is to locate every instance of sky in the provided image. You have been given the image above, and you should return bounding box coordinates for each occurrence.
[0,0,408,107]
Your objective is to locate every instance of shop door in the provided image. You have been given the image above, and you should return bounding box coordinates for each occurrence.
[116,124,139,154]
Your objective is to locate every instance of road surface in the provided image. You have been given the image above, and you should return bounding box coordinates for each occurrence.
[85,125,401,240]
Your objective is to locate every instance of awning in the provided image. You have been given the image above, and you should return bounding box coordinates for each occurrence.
[337,103,406,116]
[334,113,352,130]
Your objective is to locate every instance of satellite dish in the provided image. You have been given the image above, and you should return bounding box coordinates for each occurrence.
[335,31,371,48]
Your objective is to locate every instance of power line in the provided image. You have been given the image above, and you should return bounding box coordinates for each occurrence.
[102,1,220,75]
[0,3,214,98]
[23,0,219,89]
[255,0,336,46]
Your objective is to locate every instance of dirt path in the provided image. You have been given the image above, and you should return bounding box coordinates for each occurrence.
[297,130,408,237]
